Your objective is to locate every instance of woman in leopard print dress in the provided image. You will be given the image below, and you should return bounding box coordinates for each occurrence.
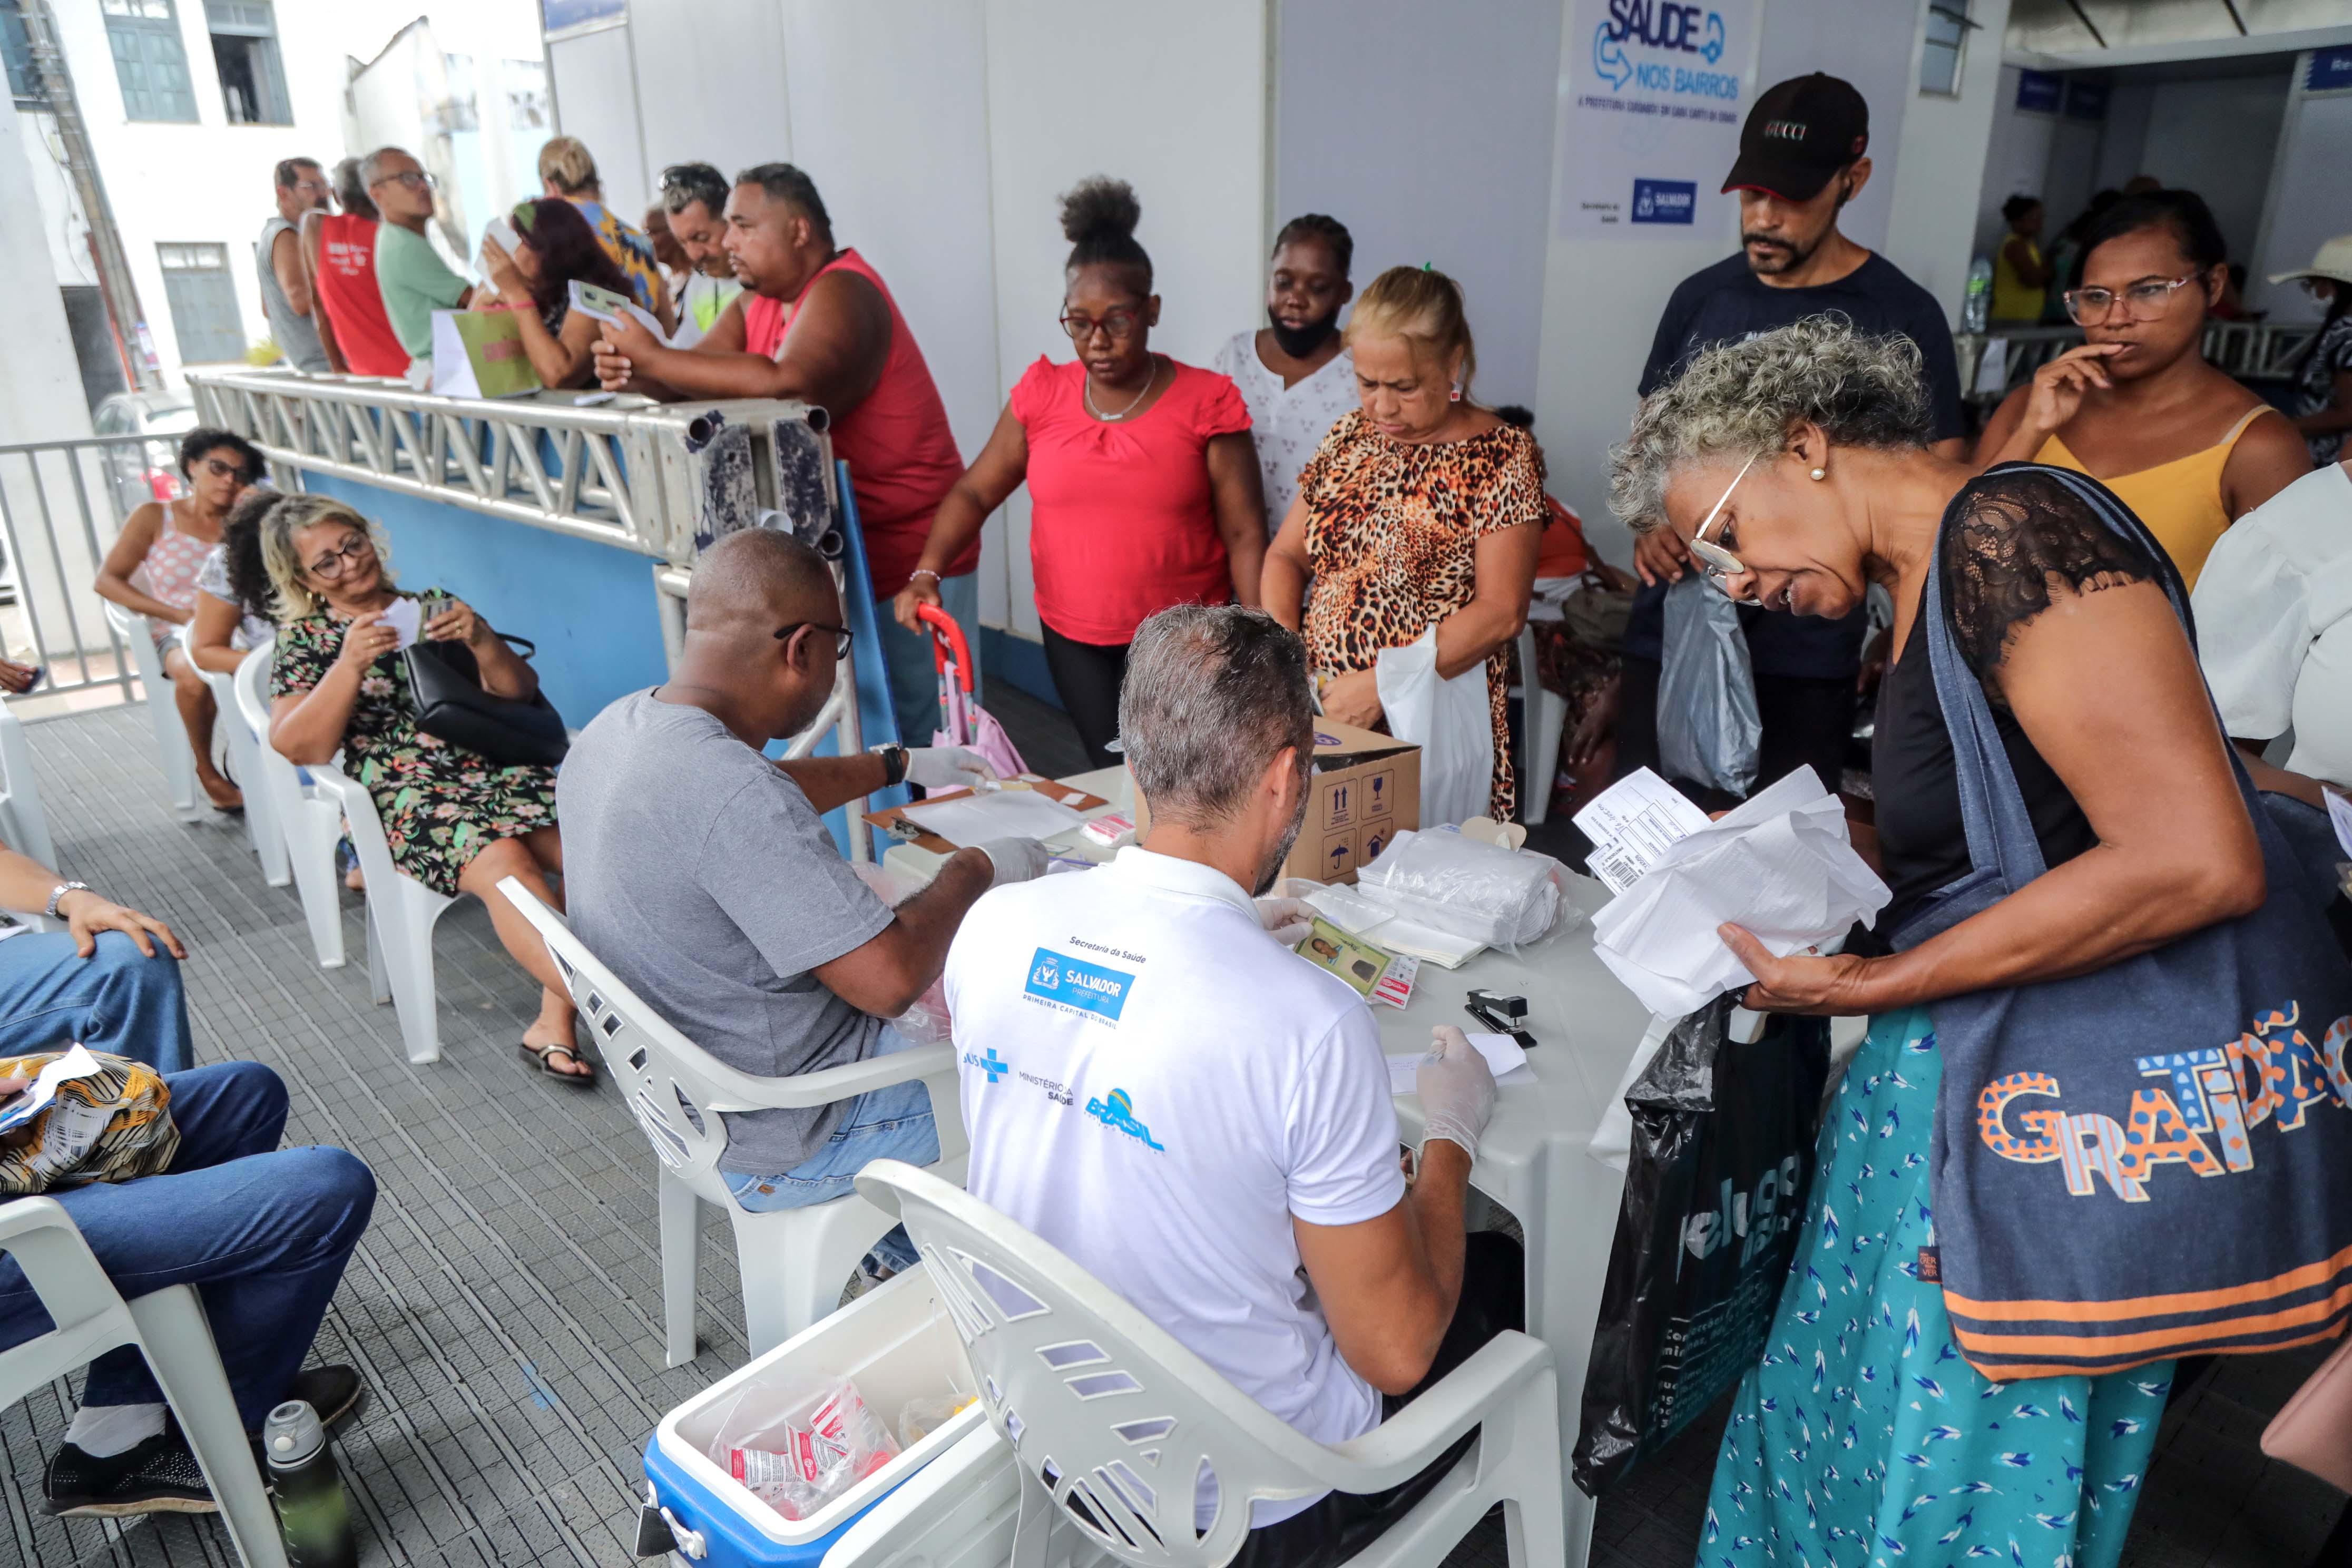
[1263,266,1545,819]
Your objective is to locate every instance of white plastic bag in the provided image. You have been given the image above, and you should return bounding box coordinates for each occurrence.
[1374,628,1492,827]
[707,1376,901,1521]
[1657,576,1759,797]
[1353,827,1561,948]
[850,864,952,1044]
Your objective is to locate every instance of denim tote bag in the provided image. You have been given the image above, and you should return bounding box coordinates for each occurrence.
[1893,463,2352,1381]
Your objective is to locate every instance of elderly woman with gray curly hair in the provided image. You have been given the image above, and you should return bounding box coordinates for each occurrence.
[1608,317,2298,1562]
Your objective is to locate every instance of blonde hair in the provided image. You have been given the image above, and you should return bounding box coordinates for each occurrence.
[537,135,599,196]
[260,496,397,622]
[1344,264,1476,395]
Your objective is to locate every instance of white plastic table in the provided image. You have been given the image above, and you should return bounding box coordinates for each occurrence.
[888,766,1648,1567]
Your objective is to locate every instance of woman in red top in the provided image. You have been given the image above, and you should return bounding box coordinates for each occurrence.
[300,159,410,376]
[894,178,1265,765]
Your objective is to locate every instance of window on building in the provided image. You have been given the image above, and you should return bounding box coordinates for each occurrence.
[2,1,46,107]
[103,0,197,122]
[158,243,245,364]
[1920,0,1972,97]
[205,0,288,124]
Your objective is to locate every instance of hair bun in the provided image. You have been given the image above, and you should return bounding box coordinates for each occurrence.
[1059,177,1141,246]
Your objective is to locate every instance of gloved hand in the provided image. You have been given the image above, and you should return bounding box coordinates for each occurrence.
[1253,896,1316,948]
[974,838,1051,888]
[1416,1025,1497,1160]
[909,746,999,791]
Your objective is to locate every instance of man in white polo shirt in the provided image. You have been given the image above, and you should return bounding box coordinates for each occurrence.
[944,604,1520,1568]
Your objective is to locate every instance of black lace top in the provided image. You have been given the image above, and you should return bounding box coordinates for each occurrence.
[1873,464,2163,936]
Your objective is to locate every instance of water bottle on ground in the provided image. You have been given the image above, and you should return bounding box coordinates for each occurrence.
[263,1399,358,1568]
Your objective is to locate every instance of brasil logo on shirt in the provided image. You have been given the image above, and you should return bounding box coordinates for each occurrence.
[1085,1087,1166,1152]
[1024,947,1134,1024]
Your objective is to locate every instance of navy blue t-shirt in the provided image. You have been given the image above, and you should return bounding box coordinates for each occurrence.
[1623,252,1966,680]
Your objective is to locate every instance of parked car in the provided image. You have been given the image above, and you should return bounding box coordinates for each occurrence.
[94,389,199,524]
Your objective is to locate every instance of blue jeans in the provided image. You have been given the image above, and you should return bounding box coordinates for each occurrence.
[873,572,982,750]
[723,1025,939,1273]
[0,930,192,1074]
[0,1062,377,1430]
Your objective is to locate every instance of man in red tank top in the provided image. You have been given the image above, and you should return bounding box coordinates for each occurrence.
[299,158,413,378]
[591,163,975,748]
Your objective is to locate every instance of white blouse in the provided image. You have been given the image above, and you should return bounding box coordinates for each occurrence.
[1212,330,1359,537]
[2193,460,2352,788]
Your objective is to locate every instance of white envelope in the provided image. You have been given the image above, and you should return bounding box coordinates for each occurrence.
[1589,767,1889,1018]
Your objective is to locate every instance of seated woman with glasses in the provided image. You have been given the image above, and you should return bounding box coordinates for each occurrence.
[93,427,263,811]
[476,198,673,390]
[889,177,1264,766]
[1975,189,2308,587]
[259,497,589,1082]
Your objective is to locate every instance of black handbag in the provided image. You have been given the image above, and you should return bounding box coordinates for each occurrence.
[401,632,568,768]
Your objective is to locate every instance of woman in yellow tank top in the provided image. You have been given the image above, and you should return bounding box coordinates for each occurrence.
[1991,195,2050,322]
[1976,190,2308,586]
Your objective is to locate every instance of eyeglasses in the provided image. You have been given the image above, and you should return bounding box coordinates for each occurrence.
[375,169,437,192]
[201,457,254,484]
[2063,273,2199,326]
[775,621,852,659]
[1060,308,1142,342]
[305,534,376,580]
[1684,453,1757,580]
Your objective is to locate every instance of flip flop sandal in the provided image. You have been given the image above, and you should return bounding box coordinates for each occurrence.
[520,1038,595,1084]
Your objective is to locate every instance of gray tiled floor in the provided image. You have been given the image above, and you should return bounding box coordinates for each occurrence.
[0,701,2341,1568]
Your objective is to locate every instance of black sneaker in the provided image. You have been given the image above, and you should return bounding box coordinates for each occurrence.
[43,1425,214,1517]
[283,1365,364,1429]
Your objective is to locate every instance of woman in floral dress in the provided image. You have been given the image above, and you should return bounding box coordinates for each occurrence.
[260,496,590,1082]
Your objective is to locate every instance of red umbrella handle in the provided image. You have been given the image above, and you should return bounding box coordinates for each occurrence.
[916,602,976,695]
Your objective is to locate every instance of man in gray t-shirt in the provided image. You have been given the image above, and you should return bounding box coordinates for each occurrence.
[258,158,331,373]
[558,529,1045,1259]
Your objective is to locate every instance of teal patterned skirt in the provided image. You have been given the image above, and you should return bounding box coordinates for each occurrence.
[1700,1005,2170,1567]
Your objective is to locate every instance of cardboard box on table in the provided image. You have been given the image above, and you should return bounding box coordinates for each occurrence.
[1133,719,1419,885]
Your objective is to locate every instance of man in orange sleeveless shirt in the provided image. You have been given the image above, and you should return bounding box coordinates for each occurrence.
[592,163,974,749]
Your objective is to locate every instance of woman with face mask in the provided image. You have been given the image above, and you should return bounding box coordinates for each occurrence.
[1614,316,2349,1565]
[1260,265,1546,821]
[1213,214,1359,537]
[1975,190,2308,587]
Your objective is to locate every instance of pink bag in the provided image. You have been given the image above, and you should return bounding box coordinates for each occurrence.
[917,604,1025,779]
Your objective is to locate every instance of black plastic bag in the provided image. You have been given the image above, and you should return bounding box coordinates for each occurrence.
[1571,995,1828,1496]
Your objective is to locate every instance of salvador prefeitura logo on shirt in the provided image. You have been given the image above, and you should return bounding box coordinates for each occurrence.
[1975,1002,2352,1200]
[1022,946,1135,1025]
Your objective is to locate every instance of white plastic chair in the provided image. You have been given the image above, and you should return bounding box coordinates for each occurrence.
[1513,624,1567,827]
[233,645,347,969]
[309,758,454,1063]
[0,704,57,871]
[497,876,970,1364]
[0,1196,288,1568]
[195,656,288,886]
[857,1160,1564,1568]
[102,600,198,817]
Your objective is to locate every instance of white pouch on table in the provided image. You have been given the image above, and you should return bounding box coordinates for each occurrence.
[1374,627,1491,828]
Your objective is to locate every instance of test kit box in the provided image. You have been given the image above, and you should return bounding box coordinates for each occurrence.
[1133,719,1419,886]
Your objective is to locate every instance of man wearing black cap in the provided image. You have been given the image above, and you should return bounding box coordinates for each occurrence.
[1616,73,1965,808]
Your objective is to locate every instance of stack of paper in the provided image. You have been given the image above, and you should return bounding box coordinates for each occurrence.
[1581,767,1889,1018]
[1385,1031,1535,1094]
[900,788,1086,849]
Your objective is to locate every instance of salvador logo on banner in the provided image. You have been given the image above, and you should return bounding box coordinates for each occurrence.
[1560,0,1757,241]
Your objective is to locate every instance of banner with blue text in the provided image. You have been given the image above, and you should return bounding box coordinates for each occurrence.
[1560,0,1757,241]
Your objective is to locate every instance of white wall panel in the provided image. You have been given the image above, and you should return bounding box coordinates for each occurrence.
[981,0,1267,638]
[2139,70,2292,269]
[1274,0,1562,408]
[547,27,648,214]
[1884,0,2014,319]
[2250,81,2352,322]
[629,0,794,215]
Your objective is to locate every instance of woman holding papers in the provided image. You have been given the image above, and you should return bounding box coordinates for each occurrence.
[1606,317,2334,1565]
[477,198,671,390]
[258,497,589,1083]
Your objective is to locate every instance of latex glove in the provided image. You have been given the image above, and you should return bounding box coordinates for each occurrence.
[910,746,999,791]
[975,838,1051,888]
[1416,1025,1497,1160]
[1255,896,1316,948]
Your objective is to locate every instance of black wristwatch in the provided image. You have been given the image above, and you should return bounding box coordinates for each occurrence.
[872,743,908,788]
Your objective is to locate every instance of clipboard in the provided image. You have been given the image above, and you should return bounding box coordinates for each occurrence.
[862,775,1110,855]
